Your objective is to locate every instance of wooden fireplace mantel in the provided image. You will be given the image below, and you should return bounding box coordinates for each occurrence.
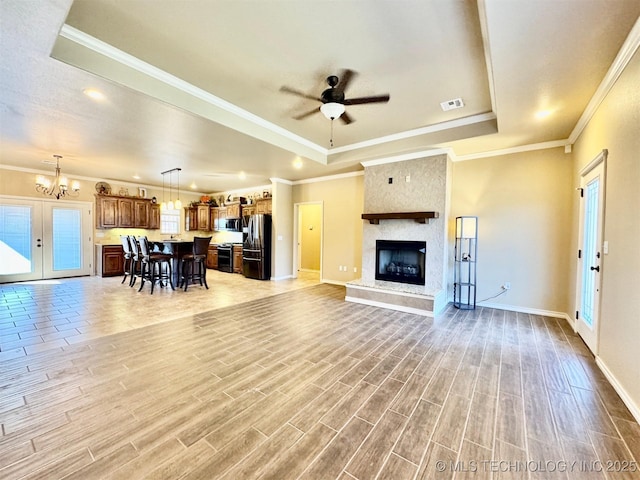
[361,211,439,224]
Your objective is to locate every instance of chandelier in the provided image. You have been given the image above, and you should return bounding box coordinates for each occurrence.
[160,167,182,211]
[35,155,80,199]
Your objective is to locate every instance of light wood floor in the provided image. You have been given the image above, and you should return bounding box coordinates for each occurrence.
[0,274,639,479]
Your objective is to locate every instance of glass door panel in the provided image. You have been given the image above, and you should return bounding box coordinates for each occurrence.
[0,199,43,282]
[42,202,92,279]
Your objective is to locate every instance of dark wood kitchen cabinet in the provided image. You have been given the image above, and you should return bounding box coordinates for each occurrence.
[118,198,134,227]
[96,245,124,277]
[185,204,211,231]
[96,196,119,228]
[149,204,160,229]
[197,205,211,231]
[206,244,218,269]
[233,245,243,273]
[95,195,158,229]
[134,200,149,228]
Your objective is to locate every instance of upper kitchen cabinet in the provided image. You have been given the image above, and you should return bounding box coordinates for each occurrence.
[95,195,158,229]
[225,202,241,219]
[149,204,160,229]
[255,198,272,215]
[185,204,212,231]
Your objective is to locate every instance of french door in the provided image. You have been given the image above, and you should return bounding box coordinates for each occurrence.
[0,196,93,283]
[575,150,607,355]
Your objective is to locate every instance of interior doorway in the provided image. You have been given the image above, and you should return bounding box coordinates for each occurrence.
[0,196,93,283]
[293,202,322,280]
[575,150,607,355]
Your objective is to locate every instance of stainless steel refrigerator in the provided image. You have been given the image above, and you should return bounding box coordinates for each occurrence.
[242,214,272,280]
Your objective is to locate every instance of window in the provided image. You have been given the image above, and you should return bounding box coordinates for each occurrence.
[160,209,180,235]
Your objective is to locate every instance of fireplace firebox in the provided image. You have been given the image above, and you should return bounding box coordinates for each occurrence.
[375,240,426,285]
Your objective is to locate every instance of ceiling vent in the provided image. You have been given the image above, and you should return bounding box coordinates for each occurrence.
[440,98,464,111]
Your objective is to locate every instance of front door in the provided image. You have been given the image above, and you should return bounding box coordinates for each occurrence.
[0,196,92,283]
[575,150,607,354]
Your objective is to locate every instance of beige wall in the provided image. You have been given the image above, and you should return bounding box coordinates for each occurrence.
[571,49,640,414]
[271,180,293,279]
[299,204,321,271]
[292,174,363,284]
[450,148,574,313]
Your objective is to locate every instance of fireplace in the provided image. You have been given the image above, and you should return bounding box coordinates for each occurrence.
[375,240,426,286]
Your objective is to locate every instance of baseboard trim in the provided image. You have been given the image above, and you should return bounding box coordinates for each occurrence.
[478,301,570,320]
[345,295,434,317]
[321,279,347,286]
[596,357,640,424]
[270,274,293,281]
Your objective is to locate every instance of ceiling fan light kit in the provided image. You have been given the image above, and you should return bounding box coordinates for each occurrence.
[320,102,345,120]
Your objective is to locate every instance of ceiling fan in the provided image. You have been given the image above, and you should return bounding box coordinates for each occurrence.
[280,69,390,125]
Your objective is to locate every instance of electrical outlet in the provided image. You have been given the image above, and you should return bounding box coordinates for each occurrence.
[502,282,511,290]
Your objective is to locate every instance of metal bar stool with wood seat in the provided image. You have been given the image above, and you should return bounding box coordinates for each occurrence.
[137,236,175,294]
[120,235,135,286]
[179,236,211,291]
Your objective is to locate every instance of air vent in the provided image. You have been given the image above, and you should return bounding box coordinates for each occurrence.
[440,98,464,111]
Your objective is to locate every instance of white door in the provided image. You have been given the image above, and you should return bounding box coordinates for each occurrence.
[575,151,606,354]
[0,196,92,283]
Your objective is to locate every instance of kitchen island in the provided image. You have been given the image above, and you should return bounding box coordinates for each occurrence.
[153,240,194,287]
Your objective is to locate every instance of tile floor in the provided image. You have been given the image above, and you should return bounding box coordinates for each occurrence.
[0,273,639,479]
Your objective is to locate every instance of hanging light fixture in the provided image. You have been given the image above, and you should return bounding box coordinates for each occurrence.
[174,168,182,209]
[160,172,167,211]
[35,155,80,199]
[160,167,182,211]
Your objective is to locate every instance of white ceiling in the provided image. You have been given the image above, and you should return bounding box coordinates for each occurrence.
[1,0,639,194]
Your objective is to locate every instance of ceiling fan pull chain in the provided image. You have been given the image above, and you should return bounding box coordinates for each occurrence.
[330,119,334,147]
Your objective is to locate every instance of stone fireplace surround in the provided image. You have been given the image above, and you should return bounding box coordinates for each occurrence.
[345,153,450,316]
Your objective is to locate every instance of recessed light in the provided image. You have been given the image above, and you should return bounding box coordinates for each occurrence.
[190,182,197,189]
[238,171,246,180]
[535,109,553,120]
[83,88,105,101]
[293,158,303,169]
[132,174,140,180]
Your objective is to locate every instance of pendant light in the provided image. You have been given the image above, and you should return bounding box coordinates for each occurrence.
[160,172,167,211]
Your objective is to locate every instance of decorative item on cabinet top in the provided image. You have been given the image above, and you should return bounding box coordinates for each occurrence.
[95,181,111,195]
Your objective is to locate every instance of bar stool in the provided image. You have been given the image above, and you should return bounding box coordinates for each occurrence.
[128,235,143,288]
[179,236,211,291]
[137,236,175,294]
[120,235,135,285]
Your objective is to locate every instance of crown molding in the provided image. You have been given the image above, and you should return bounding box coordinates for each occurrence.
[569,16,640,144]
[452,139,568,162]
[269,177,294,185]
[292,170,364,185]
[58,25,328,159]
[360,148,452,167]
[329,112,496,155]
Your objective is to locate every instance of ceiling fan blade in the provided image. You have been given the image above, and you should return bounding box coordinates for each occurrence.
[336,69,357,92]
[279,86,321,102]
[344,94,390,105]
[294,107,320,120]
[340,111,354,125]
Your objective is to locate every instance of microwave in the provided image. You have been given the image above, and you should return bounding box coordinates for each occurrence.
[217,217,242,232]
